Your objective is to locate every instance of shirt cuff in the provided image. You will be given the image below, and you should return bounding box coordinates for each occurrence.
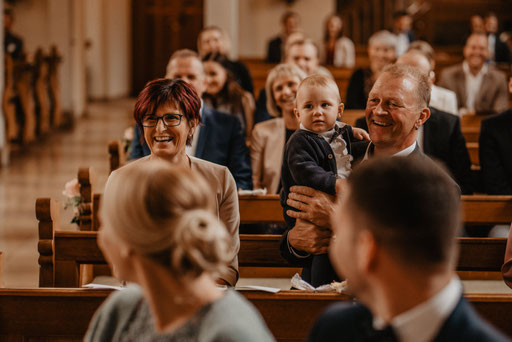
[287,233,311,258]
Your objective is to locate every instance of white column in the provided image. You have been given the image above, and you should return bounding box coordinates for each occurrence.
[71,0,87,117]
[204,0,239,59]
[0,0,8,166]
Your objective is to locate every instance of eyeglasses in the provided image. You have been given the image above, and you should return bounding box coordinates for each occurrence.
[142,114,184,127]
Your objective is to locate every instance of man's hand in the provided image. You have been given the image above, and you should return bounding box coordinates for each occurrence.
[286,185,336,227]
[288,219,332,255]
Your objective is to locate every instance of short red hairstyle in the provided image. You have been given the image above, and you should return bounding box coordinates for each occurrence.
[134,78,201,145]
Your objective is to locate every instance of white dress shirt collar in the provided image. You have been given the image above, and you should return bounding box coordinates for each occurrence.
[374,277,462,342]
[362,141,417,162]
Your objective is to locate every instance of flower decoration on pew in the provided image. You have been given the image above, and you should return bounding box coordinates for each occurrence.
[62,178,84,224]
[123,126,134,155]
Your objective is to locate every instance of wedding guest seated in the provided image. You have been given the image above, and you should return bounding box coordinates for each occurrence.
[439,33,508,115]
[393,10,414,56]
[266,11,300,64]
[407,40,458,115]
[197,26,254,93]
[321,14,355,68]
[124,78,241,285]
[484,12,511,65]
[479,77,512,194]
[202,53,255,139]
[356,50,474,194]
[308,156,510,342]
[85,160,274,341]
[131,49,252,190]
[345,30,397,109]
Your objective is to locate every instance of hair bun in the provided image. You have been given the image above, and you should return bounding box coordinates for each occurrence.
[170,209,231,278]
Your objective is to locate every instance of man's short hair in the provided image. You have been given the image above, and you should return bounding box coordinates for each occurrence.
[407,40,435,63]
[347,155,461,270]
[285,38,320,59]
[166,49,204,76]
[368,30,398,50]
[282,11,299,24]
[393,10,410,19]
[464,32,488,46]
[381,63,431,108]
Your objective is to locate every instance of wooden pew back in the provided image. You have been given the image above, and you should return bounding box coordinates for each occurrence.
[2,288,512,341]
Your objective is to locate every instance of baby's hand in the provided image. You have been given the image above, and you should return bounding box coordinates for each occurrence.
[353,127,370,141]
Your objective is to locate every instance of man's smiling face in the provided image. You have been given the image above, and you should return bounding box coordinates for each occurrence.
[365,73,423,153]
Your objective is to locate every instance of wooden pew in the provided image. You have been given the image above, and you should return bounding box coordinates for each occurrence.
[2,288,512,341]
[467,142,479,166]
[37,198,508,287]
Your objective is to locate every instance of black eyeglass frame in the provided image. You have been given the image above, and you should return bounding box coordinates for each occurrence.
[141,114,184,127]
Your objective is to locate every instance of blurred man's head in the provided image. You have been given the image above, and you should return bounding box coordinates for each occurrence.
[470,15,485,34]
[397,50,434,85]
[368,30,398,74]
[484,12,498,35]
[165,49,206,97]
[330,156,460,301]
[393,11,412,33]
[285,39,320,75]
[281,11,300,36]
[463,33,489,73]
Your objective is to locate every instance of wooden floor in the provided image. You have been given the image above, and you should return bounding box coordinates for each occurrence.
[0,99,134,287]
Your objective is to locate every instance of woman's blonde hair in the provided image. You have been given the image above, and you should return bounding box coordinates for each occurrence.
[101,160,231,280]
[265,63,307,117]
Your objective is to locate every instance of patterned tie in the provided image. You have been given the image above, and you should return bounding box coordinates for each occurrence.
[329,124,344,144]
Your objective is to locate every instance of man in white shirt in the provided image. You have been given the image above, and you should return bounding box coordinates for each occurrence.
[439,33,508,115]
[308,156,510,342]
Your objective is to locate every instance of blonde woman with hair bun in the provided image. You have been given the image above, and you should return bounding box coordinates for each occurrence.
[85,160,274,341]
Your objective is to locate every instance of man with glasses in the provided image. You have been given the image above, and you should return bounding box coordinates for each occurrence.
[131,49,252,190]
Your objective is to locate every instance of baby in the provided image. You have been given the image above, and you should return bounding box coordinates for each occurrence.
[281,74,368,229]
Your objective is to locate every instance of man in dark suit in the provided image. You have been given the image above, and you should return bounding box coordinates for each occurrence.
[355,106,473,194]
[308,156,510,342]
[4,8,24,61]
[480,108,512,195]
[266,11,300,64]
[130,49,252,190]
[280,64,432,287]
[484,13,511,65]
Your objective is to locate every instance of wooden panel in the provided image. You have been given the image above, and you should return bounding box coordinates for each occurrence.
[131,0,203,95]
[1,288,511,341]
[462,195,512,225]
[239,195,283,224]
[457,238,507,271]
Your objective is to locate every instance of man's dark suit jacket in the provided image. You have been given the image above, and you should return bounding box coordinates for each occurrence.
[266,36,283,64]
[131,105,252,190]
[254,88,273,125]
[355,107,474,194]
[479,109,512,195]
[308,297,510,341]
[493,36,511,64]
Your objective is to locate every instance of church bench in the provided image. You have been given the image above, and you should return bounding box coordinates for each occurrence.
[1,288,511,341]
[37,195,507,286]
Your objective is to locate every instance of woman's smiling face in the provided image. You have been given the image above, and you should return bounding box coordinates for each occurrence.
[143,102,194,161]
[272,74,301,114]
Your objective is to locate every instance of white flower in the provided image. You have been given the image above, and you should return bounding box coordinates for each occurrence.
[124,127,134,141]
[62,178,80,198]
